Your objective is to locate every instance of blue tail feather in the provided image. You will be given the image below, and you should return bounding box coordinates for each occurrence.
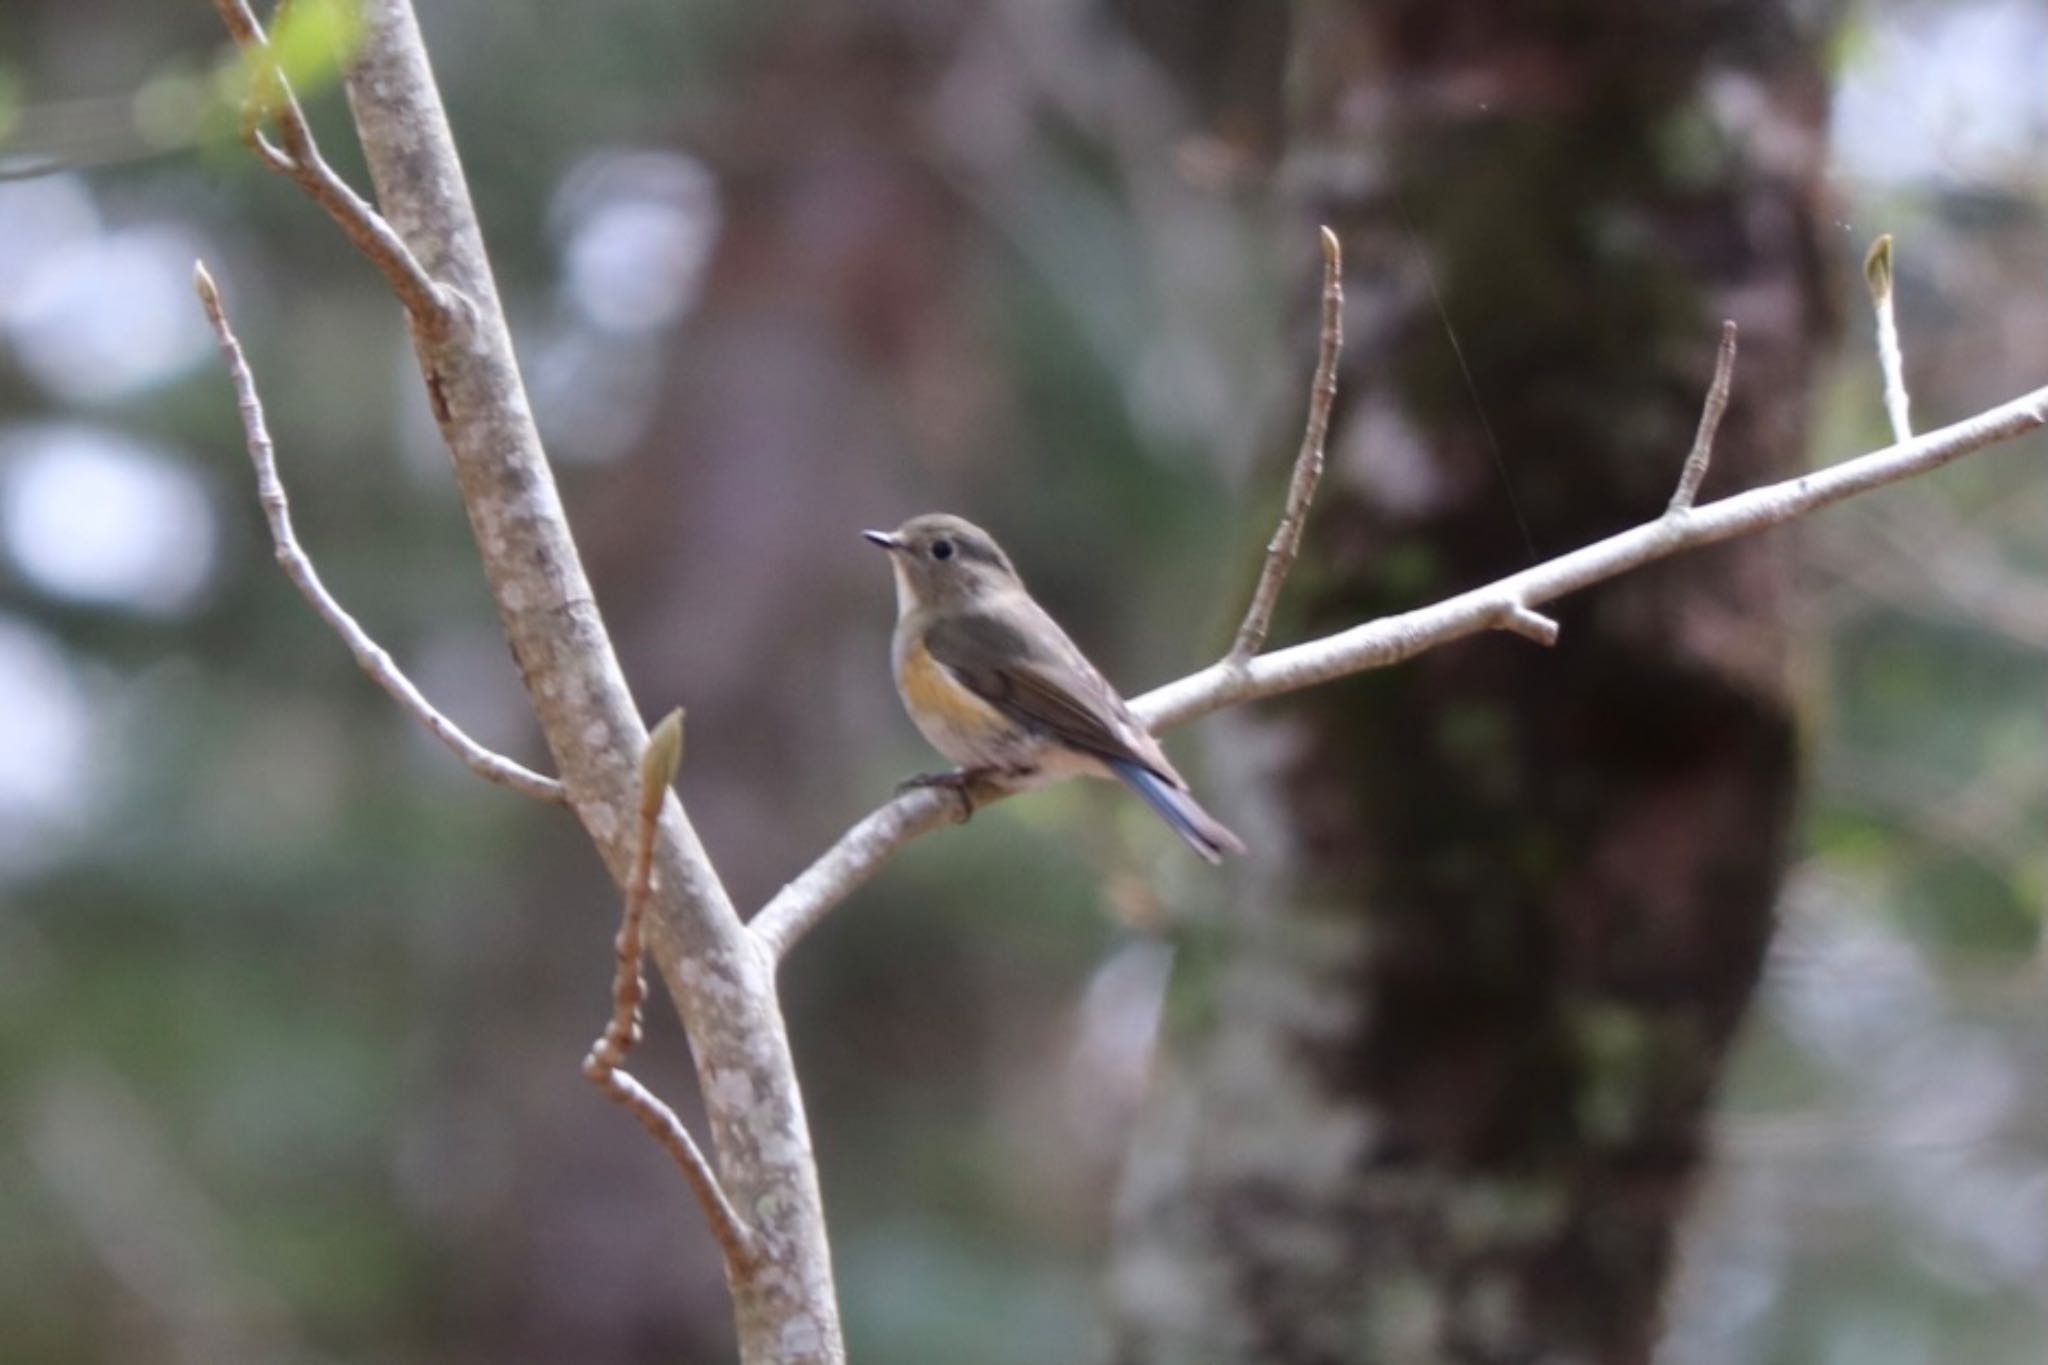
[1107,759,1244,864]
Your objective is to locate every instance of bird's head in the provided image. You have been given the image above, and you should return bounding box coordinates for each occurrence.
[864,513,1020,614]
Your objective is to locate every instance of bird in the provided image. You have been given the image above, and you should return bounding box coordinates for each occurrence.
[865,513,1244,863]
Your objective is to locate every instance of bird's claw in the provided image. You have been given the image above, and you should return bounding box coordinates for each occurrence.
[897,764,1040,825]
[898,769,981,824]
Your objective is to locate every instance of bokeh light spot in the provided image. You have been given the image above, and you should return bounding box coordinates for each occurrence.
[552,149,721,334]
[1,424,217,617]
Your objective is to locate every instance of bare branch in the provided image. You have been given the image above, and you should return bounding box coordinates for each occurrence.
[193,261,566,804]
[584,1068,759,1267]
[584,712,760,1274]
[756,373,2048,959]
[1668,320,1739,513]
[1231,225,1344,662]
[211,0,452,326]
[1497,601,1560,647]
[243,5,837,1357]
[1866,235,1913,443]
[1139,381,2048,730]
[755,790,977,960]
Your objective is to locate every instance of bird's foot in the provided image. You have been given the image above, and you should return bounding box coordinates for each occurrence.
[898,768,984,823]
[897,764,1036,824]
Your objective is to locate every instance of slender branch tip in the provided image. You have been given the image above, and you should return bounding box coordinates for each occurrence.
[1668,320,1739,514]
[194,256,566,804]
[1228,225,1346,661]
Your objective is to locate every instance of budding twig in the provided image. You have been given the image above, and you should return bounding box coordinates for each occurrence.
[1866,235,1913,443]
[582,711,759,1273]
[588,711,682,1070]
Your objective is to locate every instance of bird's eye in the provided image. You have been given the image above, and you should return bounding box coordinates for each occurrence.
[930,538,955,561]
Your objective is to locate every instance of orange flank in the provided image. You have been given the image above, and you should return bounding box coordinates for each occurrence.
[899,641,1010,743]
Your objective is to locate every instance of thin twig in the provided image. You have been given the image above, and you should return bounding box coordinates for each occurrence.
[210,0,452,326]
[585,1068,758,1263]
[751,366,2048,959]
[1668,320,1739,513]
[1231,224,1344,662]
[753,788,974,960]
[193,262,565,804]
[1866,234,1912,443]
[1497,601,1560,646]
[583,712,759,1274]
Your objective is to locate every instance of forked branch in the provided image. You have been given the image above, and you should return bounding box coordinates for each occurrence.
[582,711,759,1275]
[211,0,453,325]
[206,3,833,1358]
[1137,382,2048,730]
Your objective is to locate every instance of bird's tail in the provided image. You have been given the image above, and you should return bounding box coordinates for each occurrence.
[1107,759,1245,864]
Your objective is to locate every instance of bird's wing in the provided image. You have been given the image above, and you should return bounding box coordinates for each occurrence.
[924,605,1179,782]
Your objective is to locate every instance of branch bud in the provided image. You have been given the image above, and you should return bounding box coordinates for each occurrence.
[1864,233,1894,304]
[640,708,684,819]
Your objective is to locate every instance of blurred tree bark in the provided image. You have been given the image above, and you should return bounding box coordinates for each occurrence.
[1113,3,1836,1362]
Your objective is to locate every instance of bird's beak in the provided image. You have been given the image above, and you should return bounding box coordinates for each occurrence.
[863,530,903,552]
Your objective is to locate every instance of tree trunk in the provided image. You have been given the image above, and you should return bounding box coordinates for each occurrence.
[1113,4,1835,1361]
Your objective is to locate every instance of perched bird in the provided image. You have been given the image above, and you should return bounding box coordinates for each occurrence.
[865,513,1244,863]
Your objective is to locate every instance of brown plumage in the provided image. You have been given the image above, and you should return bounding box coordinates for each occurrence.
[867,514,1243,862]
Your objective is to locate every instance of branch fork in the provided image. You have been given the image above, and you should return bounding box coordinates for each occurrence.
[1496,600,1560,646]
[581,712,760,1275]
[202,4,831,1356]
[212,0,456,328]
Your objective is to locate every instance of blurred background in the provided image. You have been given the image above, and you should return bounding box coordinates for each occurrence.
[1,1,2044,1362]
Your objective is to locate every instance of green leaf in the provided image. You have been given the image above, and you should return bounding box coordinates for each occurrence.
[269,0,366,93]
